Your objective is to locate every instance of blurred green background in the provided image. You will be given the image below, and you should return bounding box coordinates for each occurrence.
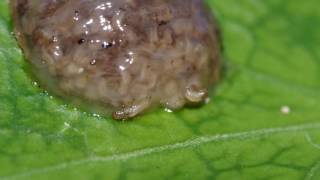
[0,0,320,179]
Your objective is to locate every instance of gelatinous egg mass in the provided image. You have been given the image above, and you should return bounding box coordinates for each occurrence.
[11,0,221,120]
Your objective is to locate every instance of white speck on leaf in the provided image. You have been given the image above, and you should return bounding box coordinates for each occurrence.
[281,105,291,115]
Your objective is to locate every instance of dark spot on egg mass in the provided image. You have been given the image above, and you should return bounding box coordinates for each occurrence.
[102,42,113,49]
[78,38,85,44]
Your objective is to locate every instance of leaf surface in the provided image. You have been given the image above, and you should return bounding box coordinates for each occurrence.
[0,0,320,179]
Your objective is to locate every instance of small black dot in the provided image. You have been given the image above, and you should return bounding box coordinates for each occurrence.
[78,39,85,44]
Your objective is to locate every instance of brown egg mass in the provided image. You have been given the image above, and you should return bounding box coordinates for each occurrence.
[11,0,221,120]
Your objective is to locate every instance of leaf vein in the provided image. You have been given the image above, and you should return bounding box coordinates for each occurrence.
[2,122,320,180]
[305,161,320,180]
[305,133,320,150]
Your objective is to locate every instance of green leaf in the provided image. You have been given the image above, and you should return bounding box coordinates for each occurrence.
[1,0,320,179]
